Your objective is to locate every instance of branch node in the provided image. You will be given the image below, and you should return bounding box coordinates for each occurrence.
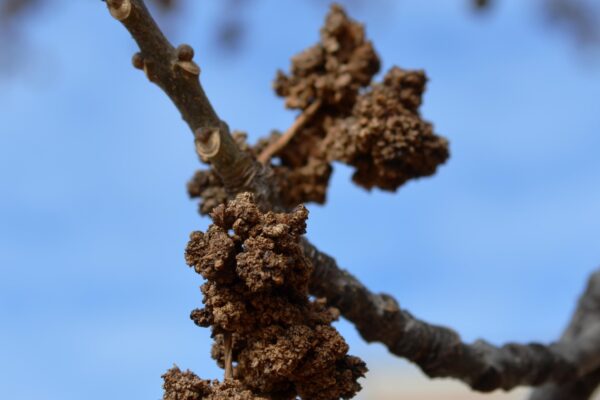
[195,126,221,161]
[174,60,201,76]
[142,60,158,82]
[131,52,144,70]
[173,44,201,76]
[176,44,195,61]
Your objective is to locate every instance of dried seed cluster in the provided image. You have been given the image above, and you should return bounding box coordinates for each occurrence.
[165,193,366,399]
[188,169,228,216]
[325,67,450,190]
[188,4,449,214]
[267,4,379,208]
[272,4,448,196]
[163,366,267,400]
[273,4,380,111]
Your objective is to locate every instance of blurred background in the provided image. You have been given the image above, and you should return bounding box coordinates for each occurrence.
[1,0,599,399]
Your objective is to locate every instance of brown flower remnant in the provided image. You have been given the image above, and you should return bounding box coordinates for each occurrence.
[188,4,448,214]
[163,366,268,400]
[266,3,380,207]
[175,192,366,399]
[271,3,447,197]
[325,67,450,191]
[273,4,380,111]
[187,169,228,216]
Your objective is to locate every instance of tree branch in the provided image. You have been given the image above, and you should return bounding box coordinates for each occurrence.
[106,0,219,131]
[305,239,600,393]
[528,368,600,400]
[105,0,277,208]
[105,0,600,395]
[529,271,600,399]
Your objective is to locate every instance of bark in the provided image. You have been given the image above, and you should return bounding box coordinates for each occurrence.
[529,271,600,399]
[304,240,600,393]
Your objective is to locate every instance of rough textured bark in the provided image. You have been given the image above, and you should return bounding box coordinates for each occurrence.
[529,369,600,400]
[105,0,600,396]
[304,240,600,392]
[529,271,600,399]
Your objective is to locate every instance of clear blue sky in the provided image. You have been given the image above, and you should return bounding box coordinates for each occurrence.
[1,1,599,399]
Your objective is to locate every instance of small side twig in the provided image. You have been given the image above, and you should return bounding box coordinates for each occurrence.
[223,333,233,381]
[257,99,322,164]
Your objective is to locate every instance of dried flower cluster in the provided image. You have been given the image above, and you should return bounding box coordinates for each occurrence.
[273,3,380,111]
[163,367,267,400]
[188,4,448,213]
[272,4,448,195]
[264,3,379,207]
[324,67,449,190]
[166,193,366,399]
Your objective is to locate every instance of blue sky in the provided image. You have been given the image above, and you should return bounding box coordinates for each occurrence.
[1,1,599,399]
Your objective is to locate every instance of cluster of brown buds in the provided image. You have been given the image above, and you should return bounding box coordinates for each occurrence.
[163,193,366,399]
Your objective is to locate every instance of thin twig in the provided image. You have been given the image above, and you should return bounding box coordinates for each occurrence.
[224,333,234,381]
[105,0,220,132]
[257,99,322,165]
[104,0,276,208]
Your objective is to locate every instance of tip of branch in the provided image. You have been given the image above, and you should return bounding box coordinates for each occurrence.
[107,0,132,21]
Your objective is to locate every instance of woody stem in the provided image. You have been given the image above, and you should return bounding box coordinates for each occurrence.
[224,332,234,381]
[257,99,322,164]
